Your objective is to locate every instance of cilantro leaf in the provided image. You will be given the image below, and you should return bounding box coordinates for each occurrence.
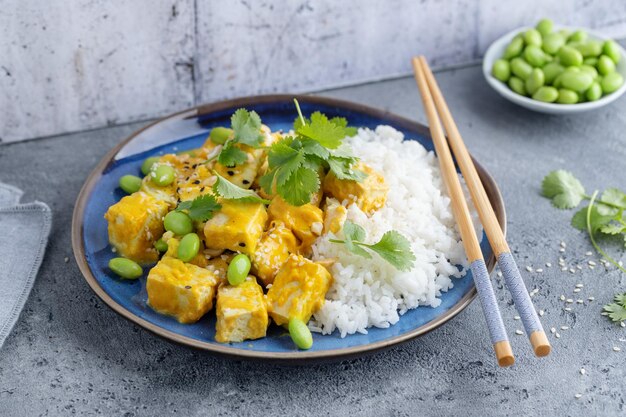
[340,221,371,258]
[296,112,351,149]
[365,231,416,272]
[541,170,586,209]
[176,195,221,221]
[267,141,305,185]
[327,156,367,182]
[330,117,357,137]
[571,205,613,232]
[599,223,626,235]
[615,293,626,306]
[218,140,248,167]
[299,138,330,159]
[601,188,626,209]
[231,108,264,147]
[603,293,626,322]
[277,166,319,206]
[212,172,270,204]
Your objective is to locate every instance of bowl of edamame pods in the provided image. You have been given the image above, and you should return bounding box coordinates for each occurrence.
[483,18,626,114]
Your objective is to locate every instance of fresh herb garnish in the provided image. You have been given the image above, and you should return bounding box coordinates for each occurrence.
[330,220,416,271]
[259,99,361,206]
[214,108,264,167]
[212,172,270,204]
[175,194,221,221]
[603,293,626,323]
[217,140,248,167]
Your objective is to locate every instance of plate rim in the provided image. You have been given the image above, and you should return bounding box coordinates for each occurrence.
[71,94,507,362]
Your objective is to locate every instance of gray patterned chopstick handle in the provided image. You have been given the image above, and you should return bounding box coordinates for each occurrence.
[497,252,543,335]
[470,259,509,344]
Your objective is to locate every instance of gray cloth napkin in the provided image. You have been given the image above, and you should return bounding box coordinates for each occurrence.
[0,183,51,348]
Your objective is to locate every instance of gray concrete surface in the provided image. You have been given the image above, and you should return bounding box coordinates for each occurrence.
[1,64,625,416]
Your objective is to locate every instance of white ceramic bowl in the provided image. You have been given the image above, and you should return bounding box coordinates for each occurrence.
[483,26,626,114]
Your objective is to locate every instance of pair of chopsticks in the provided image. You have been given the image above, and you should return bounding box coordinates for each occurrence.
[412,56,551,367]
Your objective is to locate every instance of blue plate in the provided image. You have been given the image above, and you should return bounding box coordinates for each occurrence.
[72,95,505,362]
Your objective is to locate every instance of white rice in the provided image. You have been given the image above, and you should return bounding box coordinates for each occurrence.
[310,125,481,337]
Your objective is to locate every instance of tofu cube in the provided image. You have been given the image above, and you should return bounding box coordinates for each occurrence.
[104,192,169,264]
[215,277,268,343]
[266,255,333,326]
[203,201,267,255]
[251,221,298,286]
[323,198,347,234]
[146,256,223,323]
[322,162,388,214]
[214,144,264,189]
[267,196,324,255]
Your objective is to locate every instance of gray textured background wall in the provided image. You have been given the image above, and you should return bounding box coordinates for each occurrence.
[2,0,626,143]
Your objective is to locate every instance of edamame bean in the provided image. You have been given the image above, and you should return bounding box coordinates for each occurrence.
[151,164,175,186]
[586,82,602,101]
[163,211,193,235]
[508,76,526,96]
[532,86,558,102]
[109,257,143,279]
[141,156,161,176]
[556,88,579,104]
[558,46,583,67]
[227,254,251,286]
[503,37,524,60]
[543,62,564,84]
[583,57,598,66]
[154,238,168,253]
[568,30,588,43]
[209,127,233,145]
[553,73,564,88]
[288,318,313,350]
[558,29,571,39]
[178,233,200,262]
[492,59,511,82]
[525,68,545,95]
[542,32,565,55]
[524,45,547,67]
[601,72,624,94]
[603,40,621,63]
[580,65,598,79]
[524,29,542,47]
[574,40,602,57]
[560,71,593,92]
[119,175,142,194]
[597,55,616,75]
[536,18,553,37]
[510,57,533,80]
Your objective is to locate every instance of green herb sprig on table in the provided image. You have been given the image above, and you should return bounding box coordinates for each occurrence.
[541,170,626,324]
[330,221,416,271]
[259,99,364,206]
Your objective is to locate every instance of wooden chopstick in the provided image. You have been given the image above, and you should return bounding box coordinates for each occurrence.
[412,58,514,367]
[416,56,551,358]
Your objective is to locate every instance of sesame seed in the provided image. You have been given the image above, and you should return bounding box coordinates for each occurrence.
[550,327,556,333]
[566,299,574,303]
[561,267,568,271]
[497,271,503,278]
[556,333,561,338]
[569,268,576,274]
[559,248,566,253]
[588,297,595,301]
[64,257,69,263]
[514,315,520,320]
[580,368,586,375]
[560,295,566,301]
[577,299,584,304]
[536,268,544,273]
[515,330,523,335]
[621,322,625,328]
[574,393,582,399]
[560,241,567,248]
[576,265,583,270]
[574,288,581,293]
[561,326,569,330]
[546,262,552,267]
[576,284,584,288]
[526,266,533,272]
[588,261,596,266]
[585,251,593,256]
[613,346,621,352]
[559,257,565,263]
[539,310,545,316]
[564,307,572,312]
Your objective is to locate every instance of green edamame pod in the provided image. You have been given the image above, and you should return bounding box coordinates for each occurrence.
[536,19,553,37]
[141,157,161,176]
[510,57,533,80]
[508,76,526,96]
[556,89,579,104]
[525,68,545,95]
[178,233,200,262]
[568,30,588,43]
[154,238,168,253]
[151,164,175,186]
[163,211,193,235]
[560,71,593,93]
[288,318,313,350]
[524,45,547,67]
[119,175,142,194]
[586,82,602,101]
[558,46,583,67]
[579,65,598,79]
[532,86,558,102]
[583,57,598,66]
[209,127,233,145]
[504,37,524,59]
[603,40,621,63]
[109,257,143,279]
[597,55,616,75]
[574,41,602,58]
[543,62,564,85]
[524,29,542,47]
[601,72,624,94]
[542,32,565,55]
[227,254,252,286]
[492,59,511,82]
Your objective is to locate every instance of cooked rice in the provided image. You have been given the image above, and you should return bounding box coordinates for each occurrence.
[310,125,481,337]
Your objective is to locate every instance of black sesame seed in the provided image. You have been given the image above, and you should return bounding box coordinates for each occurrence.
[242,179,250,185]
[200,187,205,192]
[185,285,192,289]
[227,170,235,176]
[193,180,200,184]
[239,242,246,247]
[192,164,197,169]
